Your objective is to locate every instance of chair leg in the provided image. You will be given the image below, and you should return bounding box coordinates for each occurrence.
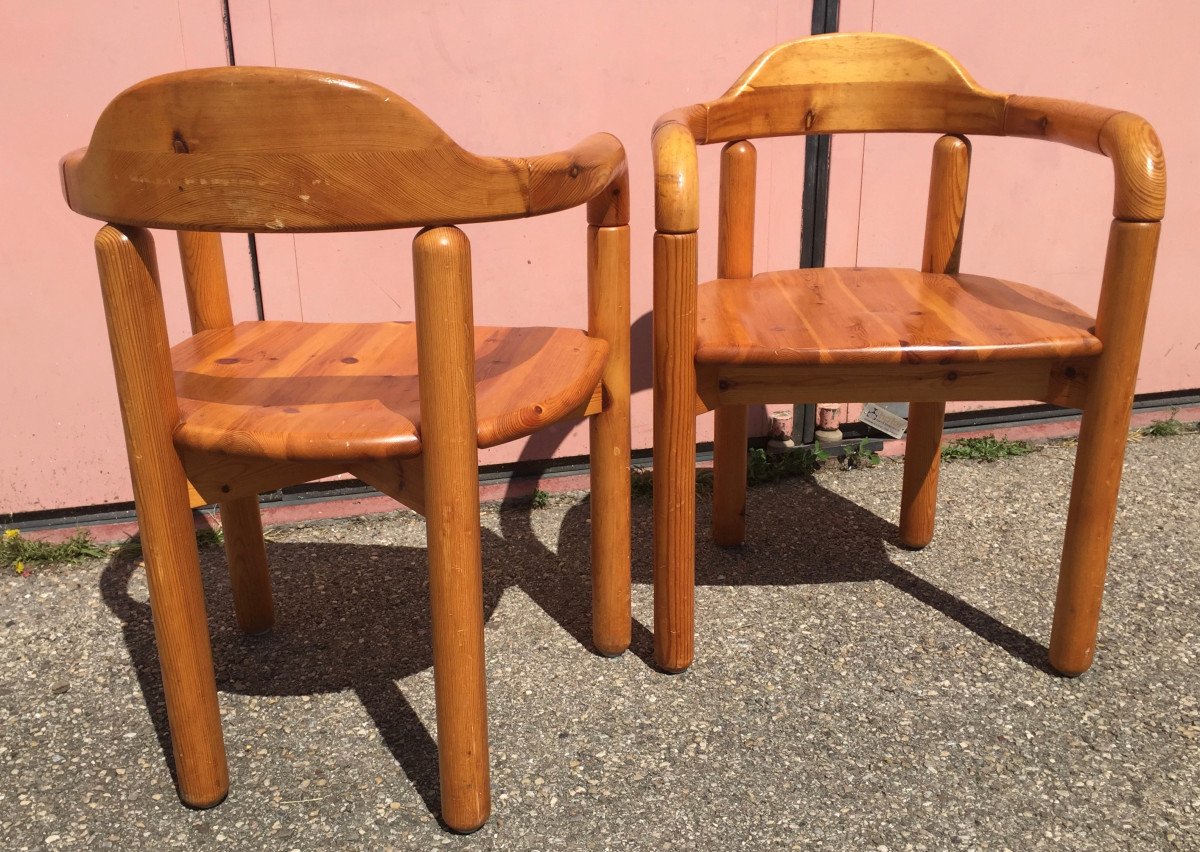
[138,486,229,807]
[587,224,631,657]
[426,485,490,832]
[218,497,274,634]
[652,232,698,673]
[1049,402,1131,677]
[95,224,227,807]
[899,401,946,549]
[413,226,490,832]
[712,404,748,546]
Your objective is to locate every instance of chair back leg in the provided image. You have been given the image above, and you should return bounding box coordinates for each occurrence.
[711,141,757,547]
[588,223,633,656]
[98,224,228,807]
[900,135,971,548]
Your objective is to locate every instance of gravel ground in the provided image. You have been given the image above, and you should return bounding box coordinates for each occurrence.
[1,433,1197,850]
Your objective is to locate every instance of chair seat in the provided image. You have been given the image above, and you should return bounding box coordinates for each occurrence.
[171,321,607,462]
[695,267,1102,366]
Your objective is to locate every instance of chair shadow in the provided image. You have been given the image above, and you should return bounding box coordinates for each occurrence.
[99,470,1052,820]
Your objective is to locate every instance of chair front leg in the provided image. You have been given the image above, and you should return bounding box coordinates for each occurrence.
[653,231,698,673]
[1050,220,1159,676]
[413,226,490,832]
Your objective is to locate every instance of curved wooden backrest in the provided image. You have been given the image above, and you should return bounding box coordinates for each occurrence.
[62,66,627,232]
[653,33,1164,229]
[707,33,1006,142]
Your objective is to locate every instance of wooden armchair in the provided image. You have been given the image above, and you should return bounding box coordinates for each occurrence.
[651,34,1164,676]
[62,67,630,832]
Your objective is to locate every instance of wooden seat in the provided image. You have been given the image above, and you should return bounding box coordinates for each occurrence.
[173,321,607,461]
[651,34,1164,683]
[695,267,1101,366]
[62,66,631,833]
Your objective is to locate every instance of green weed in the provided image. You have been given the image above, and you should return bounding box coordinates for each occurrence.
[2,529,106,572]
[941,435,1039,463]
[1140,415,1191,437]
[839,438,880,470]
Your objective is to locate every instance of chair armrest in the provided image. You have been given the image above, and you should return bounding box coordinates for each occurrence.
[526,133,629,226]
[1004,96,1165,222]
[652,106,706,233]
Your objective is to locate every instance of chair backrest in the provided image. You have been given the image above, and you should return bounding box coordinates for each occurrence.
[62,66,627,233]
[653,33,1164,230]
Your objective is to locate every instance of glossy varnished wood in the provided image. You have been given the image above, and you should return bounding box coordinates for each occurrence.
[652,231,698,673]
[170,322,608,462]
[900,134,971,550]
[177,229,275,635]
[704,358,1092,409]
[711,141,756,548]
[95,225,228,807]
[62,68,627,233]
[1051,221,1161,675]
[413,227,490,832]
[588,224,632,656]
[695,267,1101,367]
[67,65,631,831]
[651,32,1165,678]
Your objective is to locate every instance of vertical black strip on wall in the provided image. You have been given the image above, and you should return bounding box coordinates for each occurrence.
[794,0,839,442]
[221,0,267,320]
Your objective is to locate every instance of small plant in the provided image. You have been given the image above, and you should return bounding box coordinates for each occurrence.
[839,438,880,470]
[1140,414,1190,437]
[530,489,551,509]
[941,435,1039,463]
[2,528,107,572]
[746,446,828,485]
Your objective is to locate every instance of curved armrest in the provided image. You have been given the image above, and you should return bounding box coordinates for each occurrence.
[1004,96,1165,222]
[652,106,707,233]
[526,133,629,226]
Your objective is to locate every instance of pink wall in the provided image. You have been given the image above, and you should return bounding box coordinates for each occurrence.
[3,2,1195,515]
[3,0,809,514]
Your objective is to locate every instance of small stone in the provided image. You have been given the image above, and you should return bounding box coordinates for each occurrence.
[51,683,69,695]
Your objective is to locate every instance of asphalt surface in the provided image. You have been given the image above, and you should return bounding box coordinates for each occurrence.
[2,433,1197,850]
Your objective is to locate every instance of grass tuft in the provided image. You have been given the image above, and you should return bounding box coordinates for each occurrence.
[2,529,107,572]
[941,435,1039,463]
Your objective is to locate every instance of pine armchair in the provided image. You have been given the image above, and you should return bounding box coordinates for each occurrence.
[651,34,1165,677]
[62,67,631,832]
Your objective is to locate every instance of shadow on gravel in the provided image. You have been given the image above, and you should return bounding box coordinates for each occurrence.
[98,462,1051,822]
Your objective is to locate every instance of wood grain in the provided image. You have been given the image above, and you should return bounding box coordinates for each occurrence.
[652,231,698,673]
[1051,221,1160,676]
[708,358,1093,409]
[61,67,628,232]
[696,267,1101,367]
[1004,96,1166,222]
[177,232,234,331]
[95,224,228,807]
[711,141,756,548]
[900,135,970,550]
[170,321,607,462]
[588,225,632,656]
[413,227,490,832]
[649,31,1166,683]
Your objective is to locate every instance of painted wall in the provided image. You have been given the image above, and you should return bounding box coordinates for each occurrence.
[2,1,1196,515]
[2,0,809,514]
